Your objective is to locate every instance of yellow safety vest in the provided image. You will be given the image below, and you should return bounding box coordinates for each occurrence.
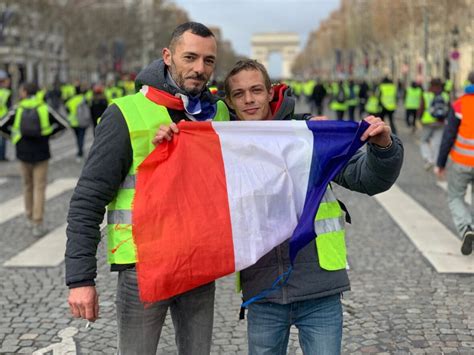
[106,92,230,264]
[12,97,52,145]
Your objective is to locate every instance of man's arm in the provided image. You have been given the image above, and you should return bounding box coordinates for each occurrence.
[436,107,459,169]
[334,133,404,196]
[66,104,132,320]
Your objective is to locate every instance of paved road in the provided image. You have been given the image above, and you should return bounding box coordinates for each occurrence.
[0,107,473,354]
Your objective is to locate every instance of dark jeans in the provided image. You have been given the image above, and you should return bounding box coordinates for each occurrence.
[380,108,397,135]
[335,110,344,121]
[73,127,86,157]
[405,109,417,127]
[348,105,356,121]
[116,268,215,355]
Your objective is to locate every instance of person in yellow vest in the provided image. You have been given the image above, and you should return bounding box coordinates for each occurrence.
[65,22,230,354]
[347,79,359,121]
[154,59,404,355]
[436,71,474,255]
[65,87,91,162]
[418,78,450,170]
[365,87,382,117]
[404,81,423,132]
[330,81,348,121]
[378,76,398,134]
[0,70,12,161]
[0,82,67,237]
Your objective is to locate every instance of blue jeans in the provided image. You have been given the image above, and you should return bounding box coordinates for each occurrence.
[116,268,215,355]
[247,294,343,355]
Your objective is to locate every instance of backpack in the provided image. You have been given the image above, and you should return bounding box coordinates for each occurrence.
[429,94,449,120]
[336,87,345,103]
[76,99,92,128]
[20,107,42,138]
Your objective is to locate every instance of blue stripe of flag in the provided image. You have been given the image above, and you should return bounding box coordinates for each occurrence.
[289,120,370,262]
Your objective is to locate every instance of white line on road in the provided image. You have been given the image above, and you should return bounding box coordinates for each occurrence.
[0,177,7,186]
[375,184,473,274]
[4,223,68,267]
[0,178,77,225]
[4,220,106,267]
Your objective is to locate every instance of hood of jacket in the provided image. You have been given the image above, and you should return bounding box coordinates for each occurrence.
[270,84,296,121]
[134,59,219,104]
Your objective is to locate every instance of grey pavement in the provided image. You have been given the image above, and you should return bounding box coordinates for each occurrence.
[0,106,473,354]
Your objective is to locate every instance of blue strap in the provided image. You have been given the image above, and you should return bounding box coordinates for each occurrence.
[241,266,293,308]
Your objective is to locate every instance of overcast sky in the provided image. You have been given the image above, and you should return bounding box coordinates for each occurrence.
[172,0,341,76]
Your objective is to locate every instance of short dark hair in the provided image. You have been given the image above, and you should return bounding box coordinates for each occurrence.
[22,82,38,96]
[430,78,443,88]
[169,22,215,52]
[468,71,474,84]
[224,59,272,99]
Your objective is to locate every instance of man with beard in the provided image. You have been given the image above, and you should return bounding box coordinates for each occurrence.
[65,22,229,355]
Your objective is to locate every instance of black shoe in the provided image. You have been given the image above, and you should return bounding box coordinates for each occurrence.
[461,229,474,255]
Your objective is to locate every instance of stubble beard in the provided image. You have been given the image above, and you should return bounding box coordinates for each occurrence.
[169,60,203,97]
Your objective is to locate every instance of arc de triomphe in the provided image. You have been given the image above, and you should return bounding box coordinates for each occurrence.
[251,32,300,79]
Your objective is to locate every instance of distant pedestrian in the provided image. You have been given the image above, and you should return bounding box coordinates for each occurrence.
[89,84,108,130]
[419,78,450,171]
[0,70,12,161]
[404,81,423,132]
[436,71,474,255]
[378,76,398,134]
[310,82,326,116]
[0,82,67,237]
[358,80,369,120]
[65,85,92,161]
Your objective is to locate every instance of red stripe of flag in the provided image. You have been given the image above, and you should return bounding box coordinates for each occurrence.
[133,121,235,302]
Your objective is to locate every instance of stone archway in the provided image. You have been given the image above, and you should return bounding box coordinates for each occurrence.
[251,33,300,79]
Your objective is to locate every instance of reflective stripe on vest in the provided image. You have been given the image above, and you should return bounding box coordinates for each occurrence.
[379,83,397,110]
[450,95,474,167]
[314,187,346,271]
[235,186,346,292]
[107,92,229,264]
[0,88,11,117]
[11,97,52,145]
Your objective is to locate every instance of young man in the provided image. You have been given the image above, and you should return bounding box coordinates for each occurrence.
[226,60,403,355]
[436,71,474,255]
[65,22,229,354]
[156,59,404,354]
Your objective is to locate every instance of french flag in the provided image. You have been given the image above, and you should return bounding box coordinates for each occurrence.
[133,120,369,303]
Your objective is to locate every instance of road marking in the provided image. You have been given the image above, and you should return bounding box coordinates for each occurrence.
[0,178,77,225]
[4,223,68,267]
[0,177,7,185]
[437,180,472,204]
[375,184,473,274]
[4,219,106,267]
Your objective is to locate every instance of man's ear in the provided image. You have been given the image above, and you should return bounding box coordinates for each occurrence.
[268,86,275,102]
[162,47,172,66]
[225,97,234,110]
